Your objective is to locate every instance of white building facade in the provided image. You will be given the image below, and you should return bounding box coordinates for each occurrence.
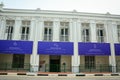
[0,3,120,73]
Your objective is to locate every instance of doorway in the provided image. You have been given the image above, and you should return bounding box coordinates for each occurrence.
[12,54,25,68]
[85,56,95,69]
[50,55,60,72]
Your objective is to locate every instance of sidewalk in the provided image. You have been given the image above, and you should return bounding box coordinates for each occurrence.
[0,71,120,77]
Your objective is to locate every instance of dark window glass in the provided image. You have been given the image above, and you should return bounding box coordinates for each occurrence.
[44,28,47,34]
[65,28,68,35]
[22,27,25,34]
[26,27,29,34]
[49,29,52,34]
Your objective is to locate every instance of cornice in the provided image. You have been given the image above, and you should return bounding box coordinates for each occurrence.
[1,8,120,19]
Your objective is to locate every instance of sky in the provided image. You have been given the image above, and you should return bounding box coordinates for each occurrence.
[0,0,120,15]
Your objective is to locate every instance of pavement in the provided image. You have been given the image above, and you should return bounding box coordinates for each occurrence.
[0,72,120,77]
[0,76,120,80]
[0,72,120,80]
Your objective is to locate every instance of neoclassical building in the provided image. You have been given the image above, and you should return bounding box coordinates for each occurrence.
[0,3,120,73]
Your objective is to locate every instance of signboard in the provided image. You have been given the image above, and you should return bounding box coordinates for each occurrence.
[0,40,33,54]
[114,43,120,56]
[38,42,73,55]
[78,42,111,55]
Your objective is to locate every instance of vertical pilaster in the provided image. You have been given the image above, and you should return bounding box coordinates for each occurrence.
[90,20,97,42]
[53,19,60,41]
[13,17,21,40]
[39,19,44,41]
[104,23,109,42]
[29,19,35,40]
[30,19,39,72]
[0,17,6,39]
[77,21,82,42]
[0,18,2,39]
[72,19,80,73]
[112,23,118,43]
[69,21,73,41]
[107,21,116,73]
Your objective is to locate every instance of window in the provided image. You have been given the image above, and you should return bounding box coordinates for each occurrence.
[21,21,30,40]
[60,22,69,41]
[117,25,120,42]
[5,20,14,40]
[43,21,53,41]
[96,24,105,42]
[82,23,90,42]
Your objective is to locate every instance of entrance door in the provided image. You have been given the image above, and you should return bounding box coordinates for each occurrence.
[50,55,60,72]
[12,54,25,68]
[85,56,95,69]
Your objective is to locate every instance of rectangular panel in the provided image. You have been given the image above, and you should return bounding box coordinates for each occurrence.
[38,42,73,55]
[0,40,33,54]
[78,42,111,55]
[115,43,120,56]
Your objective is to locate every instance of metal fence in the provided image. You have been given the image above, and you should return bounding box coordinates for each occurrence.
[79,65,112,73]
[0,63,120,73]
[0,63,30,72]
[41,64,119,73]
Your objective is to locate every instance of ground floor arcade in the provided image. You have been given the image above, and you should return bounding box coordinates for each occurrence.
[1,54,118,73]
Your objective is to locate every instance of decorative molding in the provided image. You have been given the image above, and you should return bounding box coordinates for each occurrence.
[20,16,33,20]
[0,15,6,21]
[80,19,90,23]
[72,18,78,22]
[42,17,54,21]
[116,21,120,25]
[95,20,105,24]
[59,18,71,22]
[4,16,16,20]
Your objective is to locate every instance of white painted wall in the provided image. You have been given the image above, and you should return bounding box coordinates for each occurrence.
[0,8,120,73]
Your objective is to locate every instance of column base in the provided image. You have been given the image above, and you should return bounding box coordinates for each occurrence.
[30,65,39,72]
[112,66,116,73]
[72,66,79,73]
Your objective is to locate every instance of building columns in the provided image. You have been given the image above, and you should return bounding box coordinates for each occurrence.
[30,19,39,72]
[13,17,21,40]
[90,21,97,42]
[71,19,80,73]
[107,21,116,73]
[53,20,60,41]
[0,18,6,39]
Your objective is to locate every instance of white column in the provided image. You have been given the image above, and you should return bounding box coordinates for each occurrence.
[72,19,80,73]
[107,21,116,73]
[69,21,73,41]
[104,23,109,42]
[53,20,60,41]
[90,20,97,42]
[0,19,2,39]
[39,20,44,41]
[13,17,21,40]
[0,18,6,39]
[30,19,39,72]
[77,21,82,42]
[29,20,35,40]
[112,23,117,43]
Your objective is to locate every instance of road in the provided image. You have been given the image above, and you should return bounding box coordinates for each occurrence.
[0,75,120,80]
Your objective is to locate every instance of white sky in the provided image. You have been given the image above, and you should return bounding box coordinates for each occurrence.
[1,0,120,14]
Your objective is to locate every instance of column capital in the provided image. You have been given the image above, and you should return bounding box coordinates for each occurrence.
[15,17,22,20]
[90,20,96,24]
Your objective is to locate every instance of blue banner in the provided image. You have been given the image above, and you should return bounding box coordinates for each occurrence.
[78,42,111,55]
[38,42,73,55]
[114,43,120,56]
[0,40,33,54]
